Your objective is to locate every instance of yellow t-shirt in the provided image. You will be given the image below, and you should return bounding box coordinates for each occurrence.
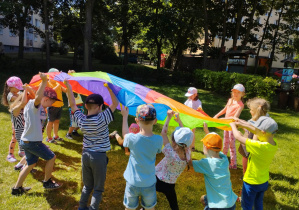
[48,81,64,107]
[244,138,277,185]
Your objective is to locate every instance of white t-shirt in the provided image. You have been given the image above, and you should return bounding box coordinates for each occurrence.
[21,99,47,142]
[184,99,202,110]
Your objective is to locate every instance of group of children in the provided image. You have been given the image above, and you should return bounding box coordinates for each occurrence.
[2,71,278,210]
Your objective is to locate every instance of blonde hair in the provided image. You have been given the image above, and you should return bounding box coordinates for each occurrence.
[247,97,270,121]
[171,134,190,170]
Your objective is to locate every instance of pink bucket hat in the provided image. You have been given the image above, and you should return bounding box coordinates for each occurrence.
[129,123,140,134]
[6,76,23,90]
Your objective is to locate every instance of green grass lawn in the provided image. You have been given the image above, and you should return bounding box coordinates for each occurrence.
[1,54,299,209]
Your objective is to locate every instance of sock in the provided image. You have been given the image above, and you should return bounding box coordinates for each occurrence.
[15,162,23,167]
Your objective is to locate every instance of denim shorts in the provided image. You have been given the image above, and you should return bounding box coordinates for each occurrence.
[47,107,62,122]
[204,195,236,210]
[123,182,157,209]
[20,140,55,165]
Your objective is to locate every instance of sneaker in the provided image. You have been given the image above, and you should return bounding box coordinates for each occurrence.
[65,133,73,140]
[109,130,118,139]
[18,150,25,157]
[229,164,237,169]
[14,164,23,171]
[72,130,80,137]
[7,154,17,163]
[11,186,31,196]
[43,178,62,190]
[54,136,64,141]
[46,137,57,144]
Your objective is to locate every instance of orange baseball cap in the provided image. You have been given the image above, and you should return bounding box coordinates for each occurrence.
[201,132,222,152]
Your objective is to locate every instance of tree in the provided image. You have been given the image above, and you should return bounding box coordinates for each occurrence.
[0,1,41,59]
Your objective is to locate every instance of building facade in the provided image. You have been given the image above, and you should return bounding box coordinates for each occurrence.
[0,13,45,53]
[189,10,297,71]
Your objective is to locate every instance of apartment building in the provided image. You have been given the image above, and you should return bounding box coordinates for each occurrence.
[190,10,297,72]
[0,13,45,53]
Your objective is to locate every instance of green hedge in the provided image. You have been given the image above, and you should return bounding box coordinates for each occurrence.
[194,69,278,102]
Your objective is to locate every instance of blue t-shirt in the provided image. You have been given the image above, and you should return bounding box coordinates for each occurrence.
[123,133,163,187]
[192,152,237,208]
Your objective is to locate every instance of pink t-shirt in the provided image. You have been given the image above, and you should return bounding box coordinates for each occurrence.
[225,99,244,118]
[155,143,191,184]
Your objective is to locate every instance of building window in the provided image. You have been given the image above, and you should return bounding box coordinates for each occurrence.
[0,25,3,35]
[254,34,259,39]
[34,33,38,42]
[9,29,16,37]
[256,17,260,24]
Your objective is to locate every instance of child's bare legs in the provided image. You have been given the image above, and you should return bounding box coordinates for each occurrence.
[46,121,54,139]
[14,163,36,188]
[7,133,17,162]
[44,155,56,182]
[53,119,60,138]
[115,133,124,146]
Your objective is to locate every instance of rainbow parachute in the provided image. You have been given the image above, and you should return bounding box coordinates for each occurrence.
[30,71,232,130]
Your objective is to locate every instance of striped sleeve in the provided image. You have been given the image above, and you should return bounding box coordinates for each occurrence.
[101,107,114,125]
[73,109,85,127]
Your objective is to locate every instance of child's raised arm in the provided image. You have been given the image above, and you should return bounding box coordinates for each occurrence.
[34,73,48,106]
[161,110,174,146]
[174,112,183,127]
[64,80,78,113]
[12,89,28,117]
[121,106,129,138]
[104,83,119,112]
[230,122,247,144]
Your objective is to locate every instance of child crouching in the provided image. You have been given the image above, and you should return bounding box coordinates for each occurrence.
[191,125,237,210]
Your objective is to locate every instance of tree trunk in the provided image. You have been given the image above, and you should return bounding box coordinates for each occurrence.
[73,45,78,69]
[17,6,29,60]
[202,0,208,69]
[122,0,129,67]
[232,0,244,49]
[254,0,275,74]
[18,21,25,59]
[241,0,257,49]
[268,0,285,76]
[156,38,162,70]
[44,0,50,70]
[83,0,95,71]
[218,0,228,71]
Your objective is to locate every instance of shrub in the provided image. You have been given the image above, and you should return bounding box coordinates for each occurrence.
[58,42,69,55]
[246,66,267,76]
[194,69,278,102]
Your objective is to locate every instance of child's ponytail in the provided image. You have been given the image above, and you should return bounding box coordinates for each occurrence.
[1,82,10,106]
[182,146,190,170]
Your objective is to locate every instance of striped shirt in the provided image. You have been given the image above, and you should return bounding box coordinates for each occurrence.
[11,109,25,141]
[73,107,114,152]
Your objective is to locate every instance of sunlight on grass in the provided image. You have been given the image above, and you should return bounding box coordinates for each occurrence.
[0,74,299,209]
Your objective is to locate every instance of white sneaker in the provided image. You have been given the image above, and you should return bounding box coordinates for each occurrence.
[18,151,25,157]
[7,154,17,162]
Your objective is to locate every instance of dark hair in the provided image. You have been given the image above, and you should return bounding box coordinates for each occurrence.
[1,82,10,106]
[193,93,199,101]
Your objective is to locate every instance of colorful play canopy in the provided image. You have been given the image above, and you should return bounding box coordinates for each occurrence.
[30,71,232,130]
